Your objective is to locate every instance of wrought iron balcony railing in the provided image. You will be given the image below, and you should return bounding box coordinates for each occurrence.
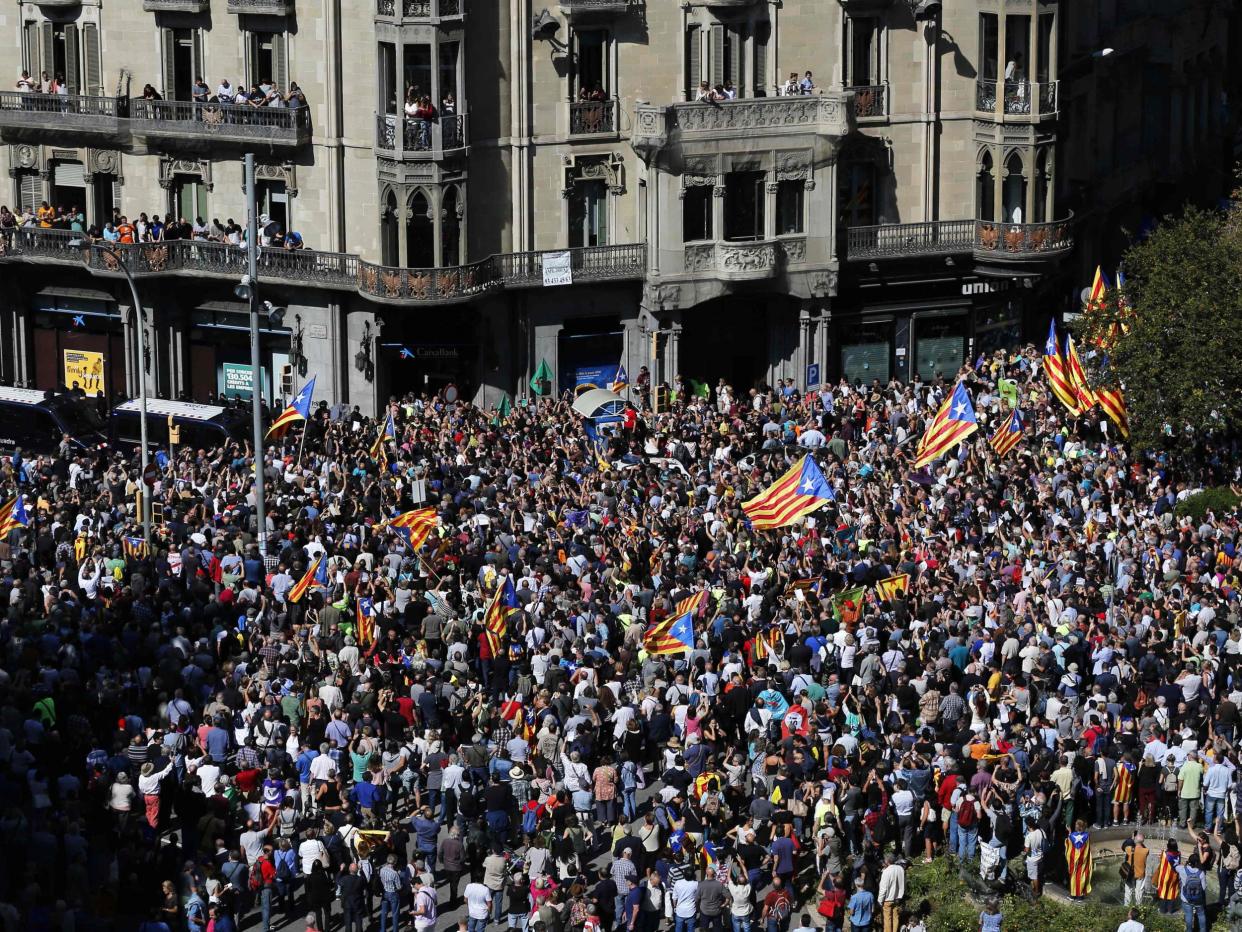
[974,215,1073,258]
[374,113,467,157]
[377,0,462,16]
[846,214,1073,263]
[846,85,887,121]
[0,227,645,305]
[226,0,295,13]
[0,91,128,142]
[560,0,636,14]
[846,220,976,261]
[570,99,618,135]
[143,0,210,10]
[975,79,1058,119]
[130,98,312,147]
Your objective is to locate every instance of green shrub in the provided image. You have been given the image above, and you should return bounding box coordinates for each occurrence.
[1174,486,1241,521]
[902,860,1187,932]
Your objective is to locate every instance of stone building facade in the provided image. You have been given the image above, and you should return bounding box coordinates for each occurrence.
[0,0,1233,413]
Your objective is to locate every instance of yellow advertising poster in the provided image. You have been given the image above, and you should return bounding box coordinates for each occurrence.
[63,348,105,397]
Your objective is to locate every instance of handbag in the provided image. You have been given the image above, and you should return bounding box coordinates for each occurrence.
[1119,847,1135,882]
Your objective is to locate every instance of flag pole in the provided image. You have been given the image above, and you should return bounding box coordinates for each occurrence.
[296,416,309,469]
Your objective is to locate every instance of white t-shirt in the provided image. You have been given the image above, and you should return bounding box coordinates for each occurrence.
[464,882,492,920]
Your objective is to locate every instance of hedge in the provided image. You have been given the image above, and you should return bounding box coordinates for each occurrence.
[1174,486,1241,522]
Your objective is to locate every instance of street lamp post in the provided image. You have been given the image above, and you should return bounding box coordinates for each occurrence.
[86,243,153,546]
[241,152,268,556]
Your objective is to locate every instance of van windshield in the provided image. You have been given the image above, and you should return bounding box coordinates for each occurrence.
[46,395,106,437]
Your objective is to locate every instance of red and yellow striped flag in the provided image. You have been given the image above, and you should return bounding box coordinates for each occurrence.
[1043,322,1081,416]
[1097,387,1129,438]
[288,554,324,604]
[1064,335,1097,412]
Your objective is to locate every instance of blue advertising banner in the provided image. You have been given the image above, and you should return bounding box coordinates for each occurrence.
[559,363,620,395]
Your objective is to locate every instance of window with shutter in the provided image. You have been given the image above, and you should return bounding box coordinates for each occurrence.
[274,36,288,92]
[83,23,101,96]
[64,25,80,95]
[39,23,54,83]
[726,25,742,91]
[23,21,39,75]
[162,29,176,99]
[685,25,701,99]
[753,20,770,96]
[19,172,42,213]
[709,24,724,88]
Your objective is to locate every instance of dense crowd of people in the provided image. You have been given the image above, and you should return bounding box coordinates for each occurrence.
[1,343,1242,932]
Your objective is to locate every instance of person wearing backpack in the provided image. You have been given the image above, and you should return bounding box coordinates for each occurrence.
[249,846,277,932]
[1177,854,1208,932]
[954,791,981,862]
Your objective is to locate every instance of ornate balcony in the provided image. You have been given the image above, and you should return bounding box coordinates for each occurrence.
[0,228,646,307]
[34,0,81,6]
[845,220,976,262]
[130,98,311,150]
[570,99,618,136]
[845,214,1073,271]
[846,84,887,122]
[143,0,211,10]
[226,0,294,13]
[376,0,462,17]
[374,113,467,159]
[975,79,1058,120]
[682,238,805,281]
[560,0,635,16]
[973,215,1074,272]
[633,93,850,165]
[0,92,128,146]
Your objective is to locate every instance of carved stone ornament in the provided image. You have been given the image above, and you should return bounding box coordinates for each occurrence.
[12,145,38,170]
[158,157,212,192]
[256,162,298,198]
[89,149,120,175]
[809,271,839,298]
[642,282,681,310]
[718,242,776,273]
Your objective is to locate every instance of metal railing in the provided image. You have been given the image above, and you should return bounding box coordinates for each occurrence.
[846,85,887,120]
[226,0,294,12]
[0,227,645,303]
[974,215,1073,257]
[0,91,126,119]
[131,98,311,133]
[846,219,976,260]
[375,113,467,155]
[975,79,1058,118]
[397,0,461,15]
[570,99,618,135]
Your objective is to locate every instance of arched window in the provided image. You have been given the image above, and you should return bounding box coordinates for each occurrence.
[1002,152,1026,224]
[1033,150,1050,223]
[442,186,461,267]
[380,190,399,267]
[976,151,995,222]
[407,189,434,269]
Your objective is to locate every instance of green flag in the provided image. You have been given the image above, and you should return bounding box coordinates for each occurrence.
[498,394,512,418]
[998,378,1019,409]
[689,379,711,398]
[530,359,552,395]
[830,585,868,623]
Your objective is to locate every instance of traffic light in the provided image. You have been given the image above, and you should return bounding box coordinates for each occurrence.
[280,364,294,398]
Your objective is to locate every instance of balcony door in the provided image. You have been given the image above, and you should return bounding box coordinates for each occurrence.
[162,28,203,101]
[247,31,288,93]
[27,21,102,96]
[724,171,765,242]
[568,180,608,248]
[170,175,208,223]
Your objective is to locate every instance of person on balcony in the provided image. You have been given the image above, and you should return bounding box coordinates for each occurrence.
[781,72,799,96]
[192,77,211,104]
[15,71,34,93]
[799,71,816,95]
[217,79,235,104]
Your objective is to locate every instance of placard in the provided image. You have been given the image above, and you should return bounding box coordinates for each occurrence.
[63,349,105,397]
[542,251,573,287]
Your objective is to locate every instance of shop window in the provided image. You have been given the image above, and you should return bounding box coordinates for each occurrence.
[569,180,609,248]
[840,319,892,386]
[776,180,804,235]
[683,185,713,243]
[724,171,765,242]
[914,316,967,382]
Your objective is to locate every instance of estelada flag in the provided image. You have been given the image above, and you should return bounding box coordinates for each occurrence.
[288,554,325,604]
[741,455,834,530]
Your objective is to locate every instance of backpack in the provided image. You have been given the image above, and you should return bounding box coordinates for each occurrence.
[248,862,264,891]
[522,804,540,836]
[769,892,791,923]
[1183,868,1205,905]
[956,798,977,828]
[276,857,292,881]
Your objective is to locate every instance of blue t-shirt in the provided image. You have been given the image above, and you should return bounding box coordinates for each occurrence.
[979,910,1003,932]
[848,890,874,927]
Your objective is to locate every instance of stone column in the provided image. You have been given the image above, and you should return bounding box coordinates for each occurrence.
[797,304,812,390]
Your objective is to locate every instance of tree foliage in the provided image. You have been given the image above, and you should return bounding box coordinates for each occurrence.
[1073,206,1242,453]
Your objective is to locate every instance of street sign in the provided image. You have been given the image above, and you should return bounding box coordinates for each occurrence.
[806,362,821,389]
[143,463,158,487]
